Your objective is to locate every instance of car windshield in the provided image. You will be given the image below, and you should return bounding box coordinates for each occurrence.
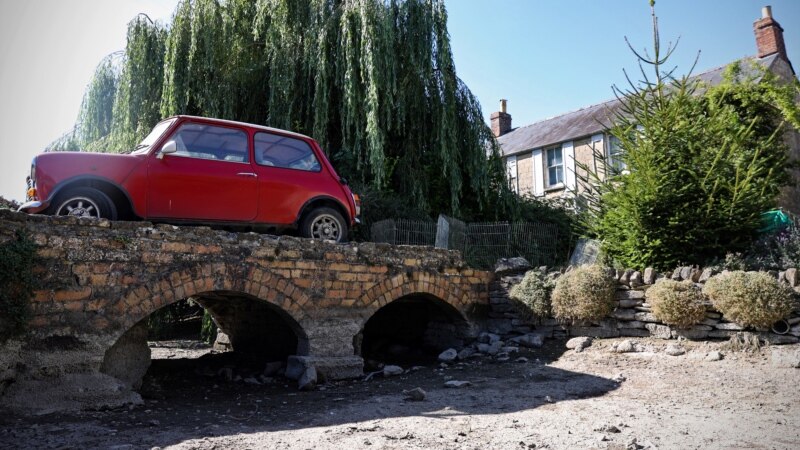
[131,119,176,154]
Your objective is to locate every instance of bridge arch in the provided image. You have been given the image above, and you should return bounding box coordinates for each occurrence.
[355,272,474,365]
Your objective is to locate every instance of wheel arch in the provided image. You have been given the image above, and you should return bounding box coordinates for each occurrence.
[296,195,351,227]
[49,176,139,220]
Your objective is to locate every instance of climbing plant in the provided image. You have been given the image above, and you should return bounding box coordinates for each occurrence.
[0,231,37,341]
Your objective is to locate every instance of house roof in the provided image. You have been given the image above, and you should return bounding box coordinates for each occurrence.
[497,54,781,157]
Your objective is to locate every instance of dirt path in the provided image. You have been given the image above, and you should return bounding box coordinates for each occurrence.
[2,338,799,449]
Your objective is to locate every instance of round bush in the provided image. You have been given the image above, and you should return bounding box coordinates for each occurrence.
[551,265,616,323]
[647,279,707,328]
[702,271,795,328]
[509,270,554,319]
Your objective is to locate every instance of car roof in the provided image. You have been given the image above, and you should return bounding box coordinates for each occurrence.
[168,115,314,141]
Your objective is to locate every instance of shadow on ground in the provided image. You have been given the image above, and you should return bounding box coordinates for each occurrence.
[0,340,619,448]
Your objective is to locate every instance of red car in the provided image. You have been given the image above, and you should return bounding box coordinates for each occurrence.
[20,116,360,242]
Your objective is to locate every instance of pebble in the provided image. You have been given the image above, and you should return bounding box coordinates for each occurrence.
[383,365,404,377]
[438,348,458,362]
[402,387,427,401]
[515,357,529,363]
[705,351,723,362]
[567,336,593,352]
[665,344,685,356]
[444,380,472,388]
[613,340,636,353]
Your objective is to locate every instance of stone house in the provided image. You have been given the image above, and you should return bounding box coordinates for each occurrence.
[493,6,799,213]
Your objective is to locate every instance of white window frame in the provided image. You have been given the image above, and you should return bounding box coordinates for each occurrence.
[506,155,518,193]
[545,145,564,188]
[607,134,626,172]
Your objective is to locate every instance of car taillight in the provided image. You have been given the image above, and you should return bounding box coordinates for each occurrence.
[352,193,361,217]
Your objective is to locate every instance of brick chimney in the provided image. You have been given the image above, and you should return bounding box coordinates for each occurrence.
[490,99,512,137]
[754,6,788,61]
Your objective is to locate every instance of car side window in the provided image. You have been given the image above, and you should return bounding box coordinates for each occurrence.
[169,123,249,163]
[254,132,321,172]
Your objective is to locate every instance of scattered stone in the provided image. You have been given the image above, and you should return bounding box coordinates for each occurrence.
[438,348,458,363]
[477,341,503,355]
[515,357,529,363]
[544,395,554,403]
[298,367,317,391]
[444,380,472,388]
[665,344,685,356]
[402,387,426,401]
[566,336,593,352]
[457,347,477,360]
[243,377,261,385]
[495,356,510,362]
[478,332,501,344]
[705,351,723,362]
[613,340,636,353]
[511,333,543,348]
[771,346,800,368]
[613,373,627,383]
[383,365,404,377]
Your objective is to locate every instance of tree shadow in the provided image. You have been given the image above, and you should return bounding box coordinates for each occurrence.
[0,341,620,449]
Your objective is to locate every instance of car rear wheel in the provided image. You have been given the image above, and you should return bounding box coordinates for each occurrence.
[300,207,347,243]
[52,187,118,220]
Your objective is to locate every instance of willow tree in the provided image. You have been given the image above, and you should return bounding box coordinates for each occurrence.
[63,0,515,220]
[108,14,167,152]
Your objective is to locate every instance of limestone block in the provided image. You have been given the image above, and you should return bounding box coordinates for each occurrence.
[645,323,672,339]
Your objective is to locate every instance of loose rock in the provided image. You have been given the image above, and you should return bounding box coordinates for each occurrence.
[402,387,426,401]
[444,380,472,388]
[298,367,317,391]
[705,351,723,362]
[665,344,685,356]
[566,336,593,352]
[438,348,458,363]
[383,365,404,377]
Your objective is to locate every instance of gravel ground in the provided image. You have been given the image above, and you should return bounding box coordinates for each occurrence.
[1,337,799,450]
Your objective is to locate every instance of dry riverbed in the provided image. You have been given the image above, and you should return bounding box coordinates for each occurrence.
[2,337,799,449]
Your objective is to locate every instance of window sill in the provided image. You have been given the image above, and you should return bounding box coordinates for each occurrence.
[544,183,565,193]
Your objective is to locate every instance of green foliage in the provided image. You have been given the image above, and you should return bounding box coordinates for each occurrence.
[647,279,706,328]
[578,6,795,271]
[702,271,795,328]
[551,265,615,323]
[509,270,554,320]
[200,309,217,344]
[0,231,37,341]
[63,0,516,221]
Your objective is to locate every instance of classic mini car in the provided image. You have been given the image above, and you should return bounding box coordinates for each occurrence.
[19,116,360,242]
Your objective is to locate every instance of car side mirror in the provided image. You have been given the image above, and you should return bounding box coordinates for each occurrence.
[157,140,177,159]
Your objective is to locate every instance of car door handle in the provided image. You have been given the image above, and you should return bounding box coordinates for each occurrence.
[236,172,257,178]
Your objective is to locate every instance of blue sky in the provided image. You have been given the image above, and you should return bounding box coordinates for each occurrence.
[0,0,798,201]
[447,0,800,127]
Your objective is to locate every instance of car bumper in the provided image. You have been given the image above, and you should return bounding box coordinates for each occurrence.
[18,200,49,214]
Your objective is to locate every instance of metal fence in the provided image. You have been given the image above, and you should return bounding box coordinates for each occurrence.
[370,215,563,269]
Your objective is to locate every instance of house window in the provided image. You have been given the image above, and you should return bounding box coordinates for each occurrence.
[506,156,518,193]
[608,135,626,171]
[546,146,564,187]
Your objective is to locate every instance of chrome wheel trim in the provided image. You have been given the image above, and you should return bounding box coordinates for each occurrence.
[56,196,101,218]
[310,214,341,241]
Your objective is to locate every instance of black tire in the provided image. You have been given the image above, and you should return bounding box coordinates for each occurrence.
[51,187,118,220]
[300,207,348,243]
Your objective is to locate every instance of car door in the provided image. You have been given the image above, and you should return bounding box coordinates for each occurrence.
[147,121,258,222]
[252,131,325,225]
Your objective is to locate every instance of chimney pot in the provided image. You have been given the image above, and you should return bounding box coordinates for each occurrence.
[500,99,507,114]
[762,5,772,18]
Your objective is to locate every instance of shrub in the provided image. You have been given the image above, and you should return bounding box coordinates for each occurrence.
[551,265,616,323]
[647,279,707,328]
[509,270,554,319]
[702,271,795,328]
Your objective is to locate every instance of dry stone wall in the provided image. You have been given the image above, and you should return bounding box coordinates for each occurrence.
[490,266,800,344]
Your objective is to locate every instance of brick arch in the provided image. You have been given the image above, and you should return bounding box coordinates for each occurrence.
[112,263,312,342]
[355,272,470,324]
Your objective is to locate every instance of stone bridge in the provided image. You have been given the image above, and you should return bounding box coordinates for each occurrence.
[0,210,492,412]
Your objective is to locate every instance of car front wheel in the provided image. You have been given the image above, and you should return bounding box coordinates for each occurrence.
[300,207,348,243]
[52,187,118,220]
